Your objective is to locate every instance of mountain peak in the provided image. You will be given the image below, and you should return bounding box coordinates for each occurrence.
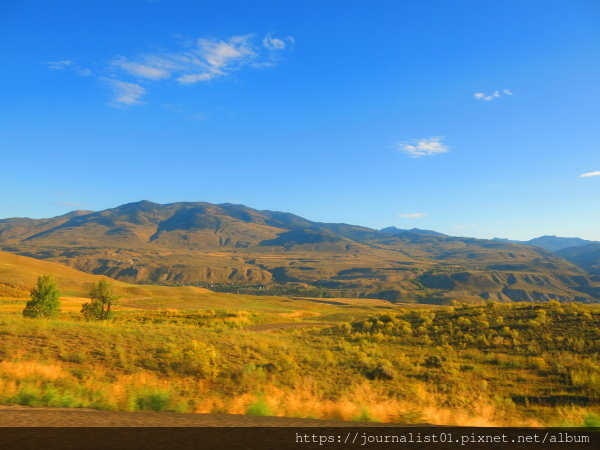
[120,200,159,208]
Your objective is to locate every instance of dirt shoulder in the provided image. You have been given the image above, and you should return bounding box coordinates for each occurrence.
[0,405,424,427]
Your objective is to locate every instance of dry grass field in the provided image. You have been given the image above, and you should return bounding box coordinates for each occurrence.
[0,252,598,427]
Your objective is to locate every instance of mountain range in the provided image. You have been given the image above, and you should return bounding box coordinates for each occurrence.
[492,235,600,276]
[493,235,597,252]
[0,200,598,303]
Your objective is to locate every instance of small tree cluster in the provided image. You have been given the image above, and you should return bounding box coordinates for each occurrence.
[23,275,61,319]
[81,279,118,320]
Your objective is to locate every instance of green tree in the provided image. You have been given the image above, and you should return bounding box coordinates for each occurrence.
[23,275,61,318]
[81,279,118,320]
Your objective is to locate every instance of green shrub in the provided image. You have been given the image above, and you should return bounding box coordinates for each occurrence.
[11,386,40,406]
[246,397,271,416]
[353,408,376,422]
[135,392,170,411]
[583,413,600,427]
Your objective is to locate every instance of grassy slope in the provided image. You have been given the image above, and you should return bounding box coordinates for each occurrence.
[0,253,598,427]
[0,250,288,312]
[0,250,390,316]
[0,301,598,426]
[0,250,205,296]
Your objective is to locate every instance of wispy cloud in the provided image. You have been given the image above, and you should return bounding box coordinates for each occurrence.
[113,34,291,85]
[46,60,74,70]
[579,170,600,178]
[473,89,512,101]
[111,33,291,88]
[396,137,449,157]
[45,33,293,107]
[103,78,146,106]
[262,34,294,51]
[398,212,426,219]
[44,59,91,76]
[112,59,170,80]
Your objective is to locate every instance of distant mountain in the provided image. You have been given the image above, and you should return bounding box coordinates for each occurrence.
[492,237,520,244]
[556,243,600,275]
[493,235,596,252]
[525,236,596,252]
[380,227,447,237]
[0,200,597,303]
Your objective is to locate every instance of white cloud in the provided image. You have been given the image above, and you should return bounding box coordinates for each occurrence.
[111,33,291,89]
[579,170,600,178]
[396,137,449,157]
[103,78,146,106]
[263,34,294,51]
[398,213,426,219]
[46,33,292,107]
[176,72,218,84]
[113,60,171,80]
[263,36,286,50]
[196,35,256,68]
[473,89,512,101]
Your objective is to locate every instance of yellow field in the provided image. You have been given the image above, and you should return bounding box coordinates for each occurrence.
[0,250,598,427]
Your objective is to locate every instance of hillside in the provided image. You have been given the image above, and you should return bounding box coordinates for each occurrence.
[557,243,600,275]
[0,250,224,307]
[0,201,598,303]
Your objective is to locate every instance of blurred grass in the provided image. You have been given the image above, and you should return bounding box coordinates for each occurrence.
[0,295,598,426]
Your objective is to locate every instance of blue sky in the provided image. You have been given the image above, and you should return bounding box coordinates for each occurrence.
[1,0,599,240]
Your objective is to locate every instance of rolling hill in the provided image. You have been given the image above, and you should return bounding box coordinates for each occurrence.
[0,249,219,306]
[0,200,598,303]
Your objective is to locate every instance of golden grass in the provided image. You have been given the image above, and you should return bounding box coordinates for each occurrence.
[0,278,598,426]
[0,361,65,381]
[294,297,395,307]
[157,378,532,426]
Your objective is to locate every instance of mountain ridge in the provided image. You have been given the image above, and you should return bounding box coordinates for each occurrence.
[0,201,597,303]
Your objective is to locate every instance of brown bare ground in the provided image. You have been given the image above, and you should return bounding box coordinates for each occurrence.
[0,405,421,427]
